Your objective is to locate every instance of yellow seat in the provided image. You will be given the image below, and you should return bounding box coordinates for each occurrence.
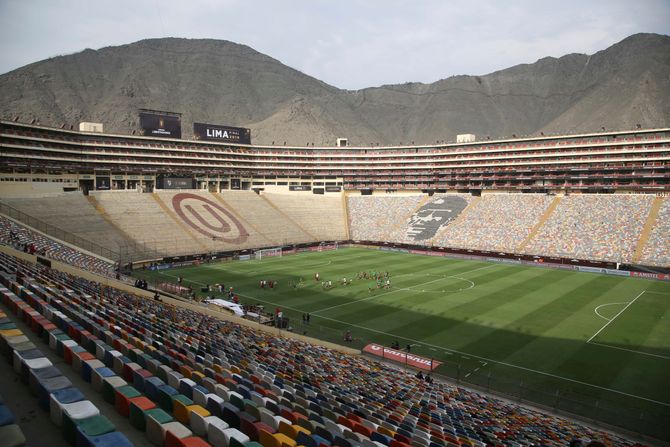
[0,329,23,338]
[259,429,281,447]
[191,371,205,383]
[274,433,297,447]
[172,398,192,424]
[379,426,396,437]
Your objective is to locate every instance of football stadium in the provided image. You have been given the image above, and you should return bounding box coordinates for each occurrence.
[0,115,669,447]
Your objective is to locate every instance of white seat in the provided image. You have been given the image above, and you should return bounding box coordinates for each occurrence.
[147,420,191,447]
[223,428,249,447]
[61,400,99,426]
[207,417,231,447]
[167,370,184,389]
[191,413,221,437]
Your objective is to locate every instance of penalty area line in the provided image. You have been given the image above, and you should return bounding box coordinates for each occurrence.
[589,341,670,361]
[587,291,645,343]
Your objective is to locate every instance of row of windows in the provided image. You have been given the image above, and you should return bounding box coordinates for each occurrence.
[0,177,73,182]
[4,137,669,167]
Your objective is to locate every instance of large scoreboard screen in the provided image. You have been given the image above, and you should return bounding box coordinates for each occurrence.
[139,111,182,138]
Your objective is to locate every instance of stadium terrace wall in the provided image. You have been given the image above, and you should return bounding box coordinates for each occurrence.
[354,241,670,280]
[1,120,669,193]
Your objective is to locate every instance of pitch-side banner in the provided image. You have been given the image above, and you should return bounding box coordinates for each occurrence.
[363,343,441,371]
[193,122,251,144]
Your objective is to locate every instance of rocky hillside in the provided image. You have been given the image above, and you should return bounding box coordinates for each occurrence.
[1,33,668,145]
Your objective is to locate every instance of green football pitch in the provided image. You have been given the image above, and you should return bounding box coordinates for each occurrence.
[134,247,670,440]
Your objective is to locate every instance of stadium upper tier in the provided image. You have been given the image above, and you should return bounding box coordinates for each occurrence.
[1,120,669,192]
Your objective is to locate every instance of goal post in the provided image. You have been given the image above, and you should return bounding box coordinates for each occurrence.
[318,241,339,252]
[254,247,282,260]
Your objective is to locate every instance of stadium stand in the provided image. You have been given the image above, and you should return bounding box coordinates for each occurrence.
[523,194,654,263]
[434,194,554,253]
[261,193,347,242]
[0,215,115,277]
[347,195,425,242]
[346,193,668,266]
[0,250,643,447]
[217,191,313,246]
[91,190,200,258]
[638,197,670,267]
[0,192,136,260]
[2,190,668,267]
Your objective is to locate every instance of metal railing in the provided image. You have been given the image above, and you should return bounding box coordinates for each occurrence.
[0,202,120,260]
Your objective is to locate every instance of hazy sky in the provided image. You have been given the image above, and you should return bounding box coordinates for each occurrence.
[1,0,669,90]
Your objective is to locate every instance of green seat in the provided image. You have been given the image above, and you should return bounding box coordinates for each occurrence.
[145,407,173,424]
[245,442,265,447]
[101,376,127,404]
[0,424,26,447]
[230,436,248,447]
[77,414,116,437]
[230,393,245,410]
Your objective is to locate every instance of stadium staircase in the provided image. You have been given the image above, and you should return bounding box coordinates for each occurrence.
[85,195,151,262]
[341,193,350,240]
[429,196,481,246]
[516,195,562,253]
[150,193,210,253]
[262,193,347,242]
[258,195,319,241]
[219,192,312,246]
[632,196,664,264]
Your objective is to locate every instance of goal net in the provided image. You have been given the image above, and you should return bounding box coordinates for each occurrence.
[254,247,282,260]
[317,242,339,252]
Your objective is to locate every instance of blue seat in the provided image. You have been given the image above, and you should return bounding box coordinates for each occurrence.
[178,378,197,399]
[38,375,72,410]
[333,435,354,447]
[313,434,331,446]
[296,431,317,447]
[315,426,334,442]
[80,430,133,447]
[221,402,241,428]
[207,394,225,417]
[0,404,15,426]
[51,387,86,406]
[29,365,61,394]
[371,432,391,445]
[145,376,165,402]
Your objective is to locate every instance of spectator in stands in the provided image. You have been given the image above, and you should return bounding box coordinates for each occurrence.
[344,330,352,342]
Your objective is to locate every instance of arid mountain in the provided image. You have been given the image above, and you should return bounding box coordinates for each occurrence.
[1,33,668,145]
